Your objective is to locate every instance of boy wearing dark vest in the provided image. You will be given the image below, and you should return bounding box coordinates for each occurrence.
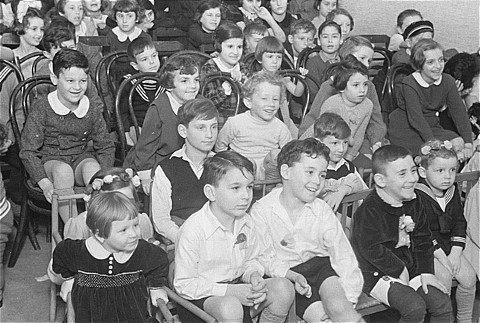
[151,98,219,243]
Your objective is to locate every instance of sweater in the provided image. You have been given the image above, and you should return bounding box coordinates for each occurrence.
[351,189,434,293]
[187,22,215,50]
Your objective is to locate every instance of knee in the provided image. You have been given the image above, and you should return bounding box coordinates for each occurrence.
[52,163,74,181]
[267,278,295,308]
[399,301,426,322]
[324,298,356,320]
[214,296,244,321]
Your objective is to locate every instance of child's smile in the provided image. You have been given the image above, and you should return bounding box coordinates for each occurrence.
[247,82,282,122]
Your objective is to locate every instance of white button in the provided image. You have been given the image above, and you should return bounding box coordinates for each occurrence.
[108,270,112,274]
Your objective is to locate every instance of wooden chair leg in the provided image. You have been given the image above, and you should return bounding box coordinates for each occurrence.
[49,283,57,322]
[27,211,40,250]
[66,292,75,323]
[7,196,28,267]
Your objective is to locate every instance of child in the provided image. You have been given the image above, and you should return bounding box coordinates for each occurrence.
[243,22,268,55]
[351,144,453,322]
[82,0,110,33]
[468,102,480,139]
[57,0,97,38]
[13,7,44,78]
[188,0,222,51]
[49,191,169,322]
[137,0,155,33]
[306,20,341,94]
[151,98,218,243]
[19,49,115,223]
[388,9,423,52]
[389,39,473,158]
[284,19,316,68]
[315,113,367,211]
[174,150,294,323]
[416,140,477,323]
[255,35,304,137]
[201,22,249,127]
[267,0,299,39]
[124,54,201,195]
[215,71,292,180]
[63,167,154,241]
[236,0,286,43]
[120,37,163,145]
[310,0,336,36]
[325,8,353,40]
[391,20,433,66]
[250,138,364,322]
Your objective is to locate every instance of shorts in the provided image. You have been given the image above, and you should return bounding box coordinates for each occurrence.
[291,256,337,317]
[42,149,96,173]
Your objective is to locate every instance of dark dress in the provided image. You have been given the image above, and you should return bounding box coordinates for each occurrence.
[52,238,169,323]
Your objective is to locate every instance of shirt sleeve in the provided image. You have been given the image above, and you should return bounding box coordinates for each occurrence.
[444,78,473,144]
[365,81,387,146]
[143,241,169,288]
[91,105,115,168]
[51,239,80,279]
[215,117,234,152]
[151,165,178,242]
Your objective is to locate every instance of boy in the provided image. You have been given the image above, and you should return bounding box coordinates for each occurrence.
[124,55,201,195]
[388,9,423,52]
[215,71,291,180]
[174,151,294,323]
[315,113,367,211]
[121,37,164,145]
[151,98,218,244]
[268,0,299,39]
[284,19,316,67]
[243,22,269,55]
[351,145,453,322]
[416,140,476,323]
[392,20,434,66]
[250,138,364,322]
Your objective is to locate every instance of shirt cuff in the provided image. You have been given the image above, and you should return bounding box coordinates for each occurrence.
[138,169,151,181]
[150,288,169,306]
[211,282,228,297]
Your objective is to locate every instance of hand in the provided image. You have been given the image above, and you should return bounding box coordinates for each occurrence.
[141,177,153,196]
[399,266,409,285]
[322,186,350,212]
[249,273,268,307]
[298,67,308,77]
[38,178,54,202]
[230,70,242,82]
[455,80,464,93]
[253,6,273,21]
[0,139,12,155]
[371,141,382,153]
[226,283,255,306]
[448,247,462,276]
[420,273,448,294]
[462,143,474,161]
[293,274,311,297]
[210,51,219,58]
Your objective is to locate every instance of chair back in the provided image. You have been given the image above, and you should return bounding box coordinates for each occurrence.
[455,171,480,197]
[360,34,390,50]
[31,55,48,75]
[296,47,321,69]
[160,50,212,74]
[386,63,414,113]
[338,189,373,239]
[0,59,24,84]
[200,71,242,116]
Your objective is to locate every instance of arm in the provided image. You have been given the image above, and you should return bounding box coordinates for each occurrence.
[255,7,286,43]
[445,77,473,144]
[450,187,467,250]
[411,202,435,275]
[188,23,214,49]
[50,240,78,283]
[345,101,372,161]
[305,57,324,100]
[215,118,235,152]
[143,242,169,288]
[284,78,305,97]
[91,105,115,168]
[365,80,387,147]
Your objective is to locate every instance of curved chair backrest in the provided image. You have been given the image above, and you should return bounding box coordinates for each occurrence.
[114,72,164,162]
[386,63,414,111]
[296,47,321,69]
[371,48,392,101]
[16,51,44,65]
[32,55,49,75]
[160,50,212,74]
[201,71,242,116]
[0,59,24,85]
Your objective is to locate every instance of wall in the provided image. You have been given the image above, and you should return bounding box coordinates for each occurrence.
[341,0,479,53]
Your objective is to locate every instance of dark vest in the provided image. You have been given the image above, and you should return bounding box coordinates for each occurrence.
[159,156,207,221]
[326,159,356,180]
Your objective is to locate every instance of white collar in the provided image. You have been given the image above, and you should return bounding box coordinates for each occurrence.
[112,26,142,42]
[375,186,416,207]
[202,203,250,240]
[213,57,240,73]
[75,21,88,38]
[85,237,135,263]
[48,90,90,117]
[165,91,182,115]
[171,145,215,161]
[412,71,442,88]
[327,158,350,171]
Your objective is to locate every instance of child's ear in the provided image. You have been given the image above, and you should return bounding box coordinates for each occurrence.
[243,97,252,109]
[279,164,290,180]
[204,184,216,202]
[288,34,294,44]
[177,123,187,139]
[94,232,105,243]
[373,173,386,188]
[418,166,427,179]
[396,26,403,34]
[130,61,139,71]
[50,72,58,86]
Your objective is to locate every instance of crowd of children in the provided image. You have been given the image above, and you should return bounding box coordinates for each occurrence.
[0,0,479,322]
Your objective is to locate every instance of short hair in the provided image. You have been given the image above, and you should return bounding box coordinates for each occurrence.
[396,9,423,28]
[418,140,457,168]
[277,138,330,173]
[56,0,71,15]
[86,191,138,238]
[201,150,254,187]
[332,55,368,91]
[42,19,76,52]
[137,0,155,22]
[338,36,373,60]
[178,98,219,126]
[314,112,351,140]
[127,37,155,62]
[114,0,140,19]
[244,22,268,37]
[214,21,243,52]
[313,0,337,11]
[254,36,284,62]
[372,145,411,176]
[194,0,223,23]
[52,48,89,76]
[317,20,341,39]
[159,55,200,89]
[242,70,286,102]
[16,7,44,36]
[326,8,354,31]
[444,53,478,91]
[410,38,443,71]
[289,19,316,37]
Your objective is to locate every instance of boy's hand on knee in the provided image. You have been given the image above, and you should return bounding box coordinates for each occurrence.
[226,283,255,306]
[38,178,54,202]
[420,273,448,294]
[294,274,311,297]
[249,273,268,308]
[322,187,350,212]
[448,247,462,276]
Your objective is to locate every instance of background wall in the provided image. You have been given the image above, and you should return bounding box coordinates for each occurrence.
[341,0,479,53]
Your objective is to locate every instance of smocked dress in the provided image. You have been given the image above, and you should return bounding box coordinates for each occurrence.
[52,238,169,323]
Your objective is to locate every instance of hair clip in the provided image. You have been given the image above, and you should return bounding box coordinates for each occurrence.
[420,140,453,156]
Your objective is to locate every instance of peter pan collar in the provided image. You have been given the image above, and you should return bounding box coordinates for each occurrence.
[412,71,442,88]
[85,236,135,263]
[213,57,240,73]
[112,26,142,42]
[48,90,90,118]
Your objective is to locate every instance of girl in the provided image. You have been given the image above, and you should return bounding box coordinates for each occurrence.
[300,36,386,161]
[318,59,372,163]
[57,0,97,38]
[310,0,336,37]
[49,191,169,322]
[236,0,286,42]
[64,167,154,241]
[13,7,44,78]
[326,8,354,40]
[201,22,249,128]
[389,39,473,159]
[255,35,306,138]
[137,0,154,33]
[19,49,114,223]
[82,0,111,34]
[188,0,222,51]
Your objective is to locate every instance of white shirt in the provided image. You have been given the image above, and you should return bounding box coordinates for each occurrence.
[250,188,364,304]
[174,203,265,300]
[151,145,214,242]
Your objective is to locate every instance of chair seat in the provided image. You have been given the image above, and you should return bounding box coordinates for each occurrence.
[356,292,389,316]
